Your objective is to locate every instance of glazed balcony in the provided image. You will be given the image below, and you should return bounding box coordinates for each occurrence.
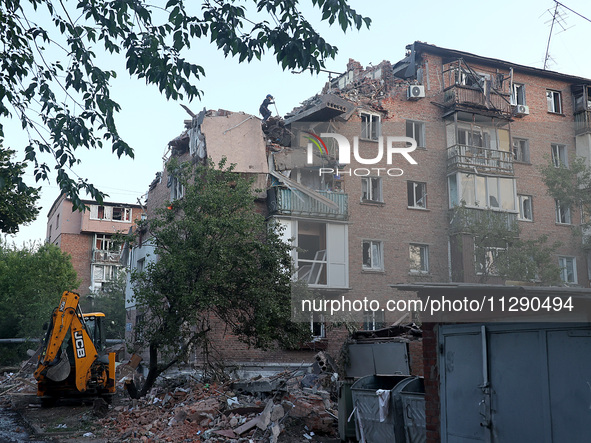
[575,110,591,135]
[449,207,518,234]
[92,250,122,263]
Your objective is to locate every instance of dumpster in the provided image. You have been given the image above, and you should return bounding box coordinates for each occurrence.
[338,380,356,441]
[393,377,426,443]
[351,375,409,443]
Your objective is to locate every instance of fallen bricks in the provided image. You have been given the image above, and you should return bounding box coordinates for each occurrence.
[97,368,340,442]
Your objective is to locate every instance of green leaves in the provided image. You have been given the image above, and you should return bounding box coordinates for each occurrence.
[130,159,309,388]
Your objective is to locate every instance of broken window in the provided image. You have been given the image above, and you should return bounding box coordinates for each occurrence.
[170,177,184,201]
[555,200,571,224]
[518,195,533,221]
[551,144,568,167]
[409,244,429,273]
[362,240,383,271]
[112,207,131,222]
[361,177,382,202]
[95,234,117,251]
[310,312,326,338]
[360,112,380,141]
[547,90,562,113]
[407,181,427,209]
[448,173,516,211]
[511,83,526,106]
[512,138,530,163]
[558,256,577,284]
[296,221,327,285]
[363,310,385,331]
[406,120,425,148]
[475,246,505,276]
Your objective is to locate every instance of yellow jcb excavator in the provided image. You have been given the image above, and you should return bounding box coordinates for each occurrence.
[34,291,116,405]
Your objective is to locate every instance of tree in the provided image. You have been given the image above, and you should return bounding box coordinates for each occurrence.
[0,148,40,234]
[0,240,79,364]
[1,0,370,212]
[128,159,310,396]
[540,156,591,249]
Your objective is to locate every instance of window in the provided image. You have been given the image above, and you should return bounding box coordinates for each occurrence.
[56,214,60,227]
[363,310,385,331]
[448,173,516,211]
[170,176,184,201]
[136,258,145,273]
[409,244,429,273]
[511,83,526,106]
[361,112,380,140]
[361,177,382,202]
[551,144,568,167]
[547,89,562,113]
[95,234,118,251]
[112,207,131,222]
[558,256,577,284]
[555,200,571,224]
[406,120,425,148]
[518,195,533,221]
[512,138,530,163]
[407,181,427,209]
[296,221,327,285]
[362,240,383,271]
[310,312,326,338]
[475,246,505,275]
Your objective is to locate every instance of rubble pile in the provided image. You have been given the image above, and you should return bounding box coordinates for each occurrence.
[99,368,340,442]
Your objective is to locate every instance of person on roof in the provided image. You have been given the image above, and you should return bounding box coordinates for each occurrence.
[259,94,274,123]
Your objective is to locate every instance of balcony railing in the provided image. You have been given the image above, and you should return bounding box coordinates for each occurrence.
[449,207,518,234]
[273,188,348,220]
[447,144,514,175]
[575,110,591,135]
[443,85,512,116]
[92,250,122,263]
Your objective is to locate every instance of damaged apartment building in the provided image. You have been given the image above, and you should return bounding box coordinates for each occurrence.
[125,41,591,370]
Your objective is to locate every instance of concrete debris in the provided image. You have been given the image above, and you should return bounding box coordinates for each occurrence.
[94,365,340,442]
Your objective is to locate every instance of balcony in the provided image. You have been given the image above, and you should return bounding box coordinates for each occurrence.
[443,85,512,117]
[449,207,518,234]
[92,250,122,264]
[575,110,591,136]
[447,144,514,176]
[272,188,348,220]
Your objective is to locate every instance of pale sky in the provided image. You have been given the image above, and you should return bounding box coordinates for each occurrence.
[5,0,591,246]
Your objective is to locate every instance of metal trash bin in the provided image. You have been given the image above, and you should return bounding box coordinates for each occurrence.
[393,376,426,443]
[351,375,409,443]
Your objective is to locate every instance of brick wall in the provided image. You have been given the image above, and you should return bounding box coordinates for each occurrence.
[60,232,93,295]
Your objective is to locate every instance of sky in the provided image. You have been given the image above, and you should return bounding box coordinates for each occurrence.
[4,0,591,246]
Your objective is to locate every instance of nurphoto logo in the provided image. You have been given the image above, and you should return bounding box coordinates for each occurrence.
[304,131,418,177]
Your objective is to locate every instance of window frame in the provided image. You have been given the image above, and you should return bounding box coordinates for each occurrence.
[551,144,568,167]
[555,199,572,225]
[361,176,383,203]
[512,138,530,163]
[406,120,426,149]
[362,239,384,271]
[546,89,562,114]
[409,243,429,274]
[558,256,577,284]
[517,194,533,221]
[511,83,526,106]
[363,310,385,331]
[360,112,381,141]
[407,181,427,209]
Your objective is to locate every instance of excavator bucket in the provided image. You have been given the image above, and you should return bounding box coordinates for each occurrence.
[46,349,71,382]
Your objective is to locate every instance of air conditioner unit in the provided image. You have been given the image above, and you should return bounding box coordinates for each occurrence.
[407,85,425,100]
[514,104,530,117]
